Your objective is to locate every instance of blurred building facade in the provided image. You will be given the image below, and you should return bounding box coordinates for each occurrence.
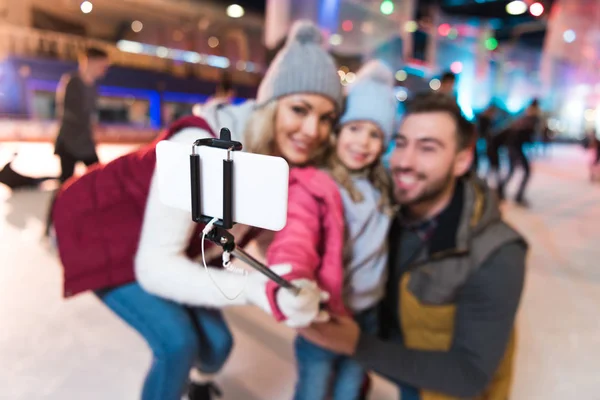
[0,0,594,141]
[265,0,543,123]
[0,0,265,136]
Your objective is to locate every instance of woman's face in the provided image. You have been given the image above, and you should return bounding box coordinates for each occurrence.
[274,94,337,165]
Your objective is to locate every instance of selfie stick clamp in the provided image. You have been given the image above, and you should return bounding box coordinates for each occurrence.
[190,128,300,295]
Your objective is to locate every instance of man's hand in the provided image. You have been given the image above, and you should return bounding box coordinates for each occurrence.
[297,316,361,356]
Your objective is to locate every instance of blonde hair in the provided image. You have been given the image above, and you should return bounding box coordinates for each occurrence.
[324,131,394,215]
[243,100,331,165]
[243,101,278,156]
[244,102,392,212]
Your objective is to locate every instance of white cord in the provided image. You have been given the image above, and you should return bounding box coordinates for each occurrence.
[201,217,247,300]
[222,251,247,275]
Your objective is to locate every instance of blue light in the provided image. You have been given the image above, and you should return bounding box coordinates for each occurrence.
[117,40,236,70]
[506,98,521,113]
[563,29,576,43]
[0,60,27,115]
[26,79,58,92]
[403,65,425,78]
[149,91,162,128]
[231,97,248,105]
[25,79,252,128]
[27,79,159,128]
[162,92,209,104]
[206,55,230,69]
[319,0,341,34]
[489,18,503,29]
[98,86,157,99]
[181,51,202,64]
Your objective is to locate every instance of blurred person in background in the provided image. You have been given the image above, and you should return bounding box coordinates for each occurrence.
[498,99,541,206]
[211,70,235,104]
[50,20,340,400]
[296,92,527,400]
[540,117,554,158]
[486,126,507,188]
[191,71,237,130]
[44,47,109,236]
[439,71,457,97]
[476,105,497,176]
[54,47,109,182]
[589,127,600,182]
[593,129,600,166]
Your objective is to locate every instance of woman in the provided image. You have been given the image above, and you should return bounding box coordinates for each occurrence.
[52,20,342,400]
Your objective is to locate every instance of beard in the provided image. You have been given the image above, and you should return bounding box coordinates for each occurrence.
[393,167,455,207]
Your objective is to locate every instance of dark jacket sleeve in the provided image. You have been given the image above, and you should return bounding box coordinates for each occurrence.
[57,76,85,125]
[354,241,526,398]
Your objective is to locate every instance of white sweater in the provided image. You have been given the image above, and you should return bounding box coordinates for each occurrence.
[134,100,259,308]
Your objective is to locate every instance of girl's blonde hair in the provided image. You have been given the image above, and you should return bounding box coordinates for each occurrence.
[324,129,394,215]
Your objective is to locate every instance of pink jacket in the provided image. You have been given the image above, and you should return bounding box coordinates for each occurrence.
[266,167,351,320]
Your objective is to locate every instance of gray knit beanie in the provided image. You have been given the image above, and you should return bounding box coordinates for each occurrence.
[339,60,397,144]
[256,20,343,111]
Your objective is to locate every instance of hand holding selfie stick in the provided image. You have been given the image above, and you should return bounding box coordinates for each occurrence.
[190,127,300,296]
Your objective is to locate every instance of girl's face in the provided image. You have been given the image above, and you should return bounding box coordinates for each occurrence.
[274,94,337,166]
[336,120,385,171]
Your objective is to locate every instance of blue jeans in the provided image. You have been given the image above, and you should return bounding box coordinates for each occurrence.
[293,307,379,400]
[96,283,233,400]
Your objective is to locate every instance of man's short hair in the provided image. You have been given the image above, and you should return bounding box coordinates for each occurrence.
[441,71,456,83]
[83,47,109,60]
[404,92,475,150]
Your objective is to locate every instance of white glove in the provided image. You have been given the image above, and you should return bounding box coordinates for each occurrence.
[243,264,330,328]
[244,264,294,313]
[276,278,330,328]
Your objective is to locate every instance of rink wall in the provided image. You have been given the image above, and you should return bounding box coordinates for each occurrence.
[0,120,158,144]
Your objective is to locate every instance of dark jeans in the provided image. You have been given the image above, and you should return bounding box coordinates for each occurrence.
[293,307,379,400]
[96,283,233,400]
[499,144,530,201]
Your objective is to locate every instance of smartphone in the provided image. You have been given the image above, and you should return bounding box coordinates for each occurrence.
[155,140,289,231]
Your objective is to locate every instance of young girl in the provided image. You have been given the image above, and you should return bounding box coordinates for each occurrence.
[264,60,397,400]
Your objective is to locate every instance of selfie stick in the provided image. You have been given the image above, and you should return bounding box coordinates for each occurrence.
[190,128,300,295]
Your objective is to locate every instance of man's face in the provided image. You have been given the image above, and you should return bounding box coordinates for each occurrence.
[389,112,472,207]
[87,57,110,81]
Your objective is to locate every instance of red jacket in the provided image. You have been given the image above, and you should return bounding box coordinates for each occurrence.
[265,167,350,320]
[53,116,217,298]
